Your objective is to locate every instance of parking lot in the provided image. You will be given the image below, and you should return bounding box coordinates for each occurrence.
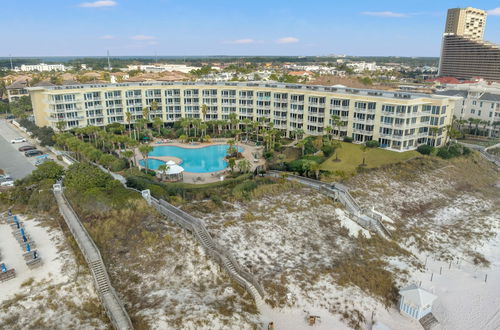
[0,120,37,180]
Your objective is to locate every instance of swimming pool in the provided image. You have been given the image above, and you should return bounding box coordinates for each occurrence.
[139,144,243,173]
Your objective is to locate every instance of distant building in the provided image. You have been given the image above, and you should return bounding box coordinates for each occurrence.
[399,284,438,326]
[16,63,66,72]
[439,7,500,81]
[347,61,378,73]
[126,64,197,73]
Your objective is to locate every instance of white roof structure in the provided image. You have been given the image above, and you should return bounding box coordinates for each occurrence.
[160,163,184,175]
[166,160,176,165]
[399,284,437,307]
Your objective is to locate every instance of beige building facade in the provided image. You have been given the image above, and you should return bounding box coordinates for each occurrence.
[444,7,486,41]
[28,82,459,151]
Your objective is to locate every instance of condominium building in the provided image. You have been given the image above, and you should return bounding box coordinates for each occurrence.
[27,82,460,151]
[439,7,500,81]
[444,7,486,41]
[437,80,500,137]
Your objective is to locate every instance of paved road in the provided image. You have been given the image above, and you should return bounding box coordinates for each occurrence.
[0,120,36,179]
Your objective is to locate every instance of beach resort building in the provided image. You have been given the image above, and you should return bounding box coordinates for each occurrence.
[27,81,460,151]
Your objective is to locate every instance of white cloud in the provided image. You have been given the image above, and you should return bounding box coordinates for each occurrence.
[276,37,299,44]
[100,35,115,39]
[130,35,156,40]
[487,7,500,16]
[361,11,408,17]
[231,39,256,44]
[79,1,117,8]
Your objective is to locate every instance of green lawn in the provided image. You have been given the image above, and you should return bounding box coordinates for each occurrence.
[321,142,419,175]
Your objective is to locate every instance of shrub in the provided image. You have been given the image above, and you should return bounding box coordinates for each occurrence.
[263,150,274,159]
[436,143,469,159]
[30,161,65,182]
[365,140,379,148]
[343,136,353,143]
[321,143,335,157]
[65,163,113,191]
[110,158,127,172]
[417,144,434,155]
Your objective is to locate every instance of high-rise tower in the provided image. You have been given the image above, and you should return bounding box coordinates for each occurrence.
[444,7,486,41]
[439,7,500,81]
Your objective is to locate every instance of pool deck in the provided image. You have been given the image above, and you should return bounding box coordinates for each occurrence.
[135,139,265,183]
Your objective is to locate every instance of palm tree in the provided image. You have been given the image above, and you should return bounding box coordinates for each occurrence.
[332,140,342,162]
[308,161,321,180]
[229,112,239,131]
[252,121,259,142]
[227,139,238,157]
[228,157,236,172]
[243,118,252,141]
[192,118,202,138]
[55,120,66,132]
[142,107,150,123]
[138,144,154,172]
[151,100,159,113]
[200,122,208,139]
[157,164,169,181]
[325,126,333,141]
[296,139,306,156]
[332,115,343,140]
[237,159,251,173]
[125,111,132,136]
[153,116,163,136]
[201,104,208,122]
[430,127,439,146]
[121,150,134,167]
[360,144,369,166]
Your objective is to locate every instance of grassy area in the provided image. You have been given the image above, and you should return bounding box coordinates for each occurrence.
[321,142,419,176]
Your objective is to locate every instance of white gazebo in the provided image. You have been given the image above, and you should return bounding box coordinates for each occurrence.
[158,160,184,182]
[399,284,437,321]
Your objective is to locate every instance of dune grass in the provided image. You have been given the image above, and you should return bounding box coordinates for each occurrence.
[321,142,419,175]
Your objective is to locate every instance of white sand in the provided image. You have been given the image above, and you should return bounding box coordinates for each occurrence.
[0,216,68,302]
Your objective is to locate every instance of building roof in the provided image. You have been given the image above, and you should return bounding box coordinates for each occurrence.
[7,80,28,89]
[428,77,462,84]
[479,92,500,102]
[33,81,55,87]
[399,284,437,307]
[26,81,460,102]
[436,90,468,98]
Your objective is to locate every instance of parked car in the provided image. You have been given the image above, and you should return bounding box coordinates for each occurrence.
[18,145,36,152]
[11,137,27,144]
[0,180,14,187]
[25,150,43,157]
[5,115,15,120]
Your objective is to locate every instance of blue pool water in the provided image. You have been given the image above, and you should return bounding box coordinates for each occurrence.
[139,144,243,173]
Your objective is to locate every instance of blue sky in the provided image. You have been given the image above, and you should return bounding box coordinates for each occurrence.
[1,0,499,57]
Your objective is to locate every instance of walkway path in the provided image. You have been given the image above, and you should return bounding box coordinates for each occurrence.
[266,171,392,238]
[458,142,500,167]
[53,185,133,330]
